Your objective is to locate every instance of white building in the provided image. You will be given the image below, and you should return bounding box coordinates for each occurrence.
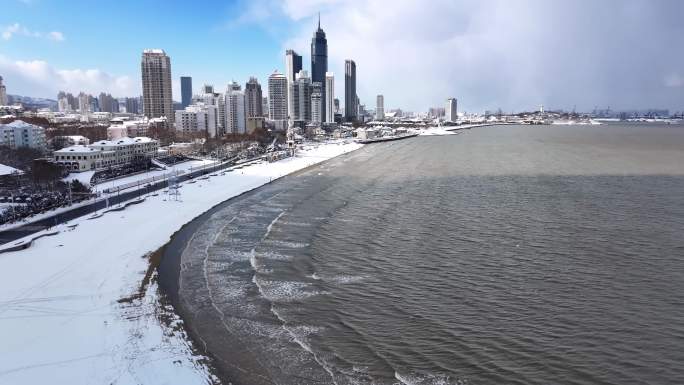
[268,70,288,123]
[0,76,7,106]
[0,120,47,151]
[53,145,106,172]
[446,98,458,122]
[325,72,335,123]
[225,83,246,134]
[376,95,385,121]
[175,102,218,137]
[311,83,323,124]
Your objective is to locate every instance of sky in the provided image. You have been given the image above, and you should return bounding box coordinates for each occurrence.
[1,0,683,113]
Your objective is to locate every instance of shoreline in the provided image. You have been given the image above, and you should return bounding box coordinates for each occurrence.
[155,153,356,384]
[0,140,363,385]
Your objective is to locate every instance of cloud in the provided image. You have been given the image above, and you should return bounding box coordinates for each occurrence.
[1,23,65,42]
[238,0,684,112]
[0,55,137,97]
[664,73,683,88]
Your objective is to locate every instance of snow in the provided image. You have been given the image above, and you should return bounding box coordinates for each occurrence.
[0,163,22,176]
[0,140,362,385]
[418,127,456,136]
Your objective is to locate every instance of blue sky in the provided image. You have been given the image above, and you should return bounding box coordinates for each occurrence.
[1,0,683,113]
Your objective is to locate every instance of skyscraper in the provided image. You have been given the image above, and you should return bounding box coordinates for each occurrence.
[225,82,246,134]
[245,77,263,118]
[141,49,173,123]
[311,82,323,124]
[268,70,288,123]
[446,98,458,122]
[376,95,384,121]
[180,76,192,109]
[345,60,357,122]
[291,70,312,123]
[325,72,335,123]
[0,76,7,106]
[311,15,328,123]
[285,50,302,118]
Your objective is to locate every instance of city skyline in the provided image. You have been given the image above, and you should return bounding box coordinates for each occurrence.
[1,0,683,113]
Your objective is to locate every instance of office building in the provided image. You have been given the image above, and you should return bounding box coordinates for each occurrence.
[285,50,302,118]
[325,72,335,123]
[180,76,192,109]
[311,16,328,122]
[376,95,384,120]
[245,77,263,117]
[311,82,323,124]
[291,70,312,123]
[175,102,218,138]
[345,60,357,121]
[268,70,288,122]
[446,98,458,122]
[141,49,174,123]
[262,97,269,119]
[225,82,246,134]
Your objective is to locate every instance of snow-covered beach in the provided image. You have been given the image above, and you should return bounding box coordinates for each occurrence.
[0,141,362,385]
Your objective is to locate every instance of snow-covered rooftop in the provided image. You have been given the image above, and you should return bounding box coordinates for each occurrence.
[54,145,99,154]
[0,163,23,176]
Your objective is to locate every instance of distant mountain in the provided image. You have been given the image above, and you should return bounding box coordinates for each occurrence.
[7,95,58,110]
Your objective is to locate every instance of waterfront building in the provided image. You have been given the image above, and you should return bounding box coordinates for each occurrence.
[245,77,263,118]
[225,82,246,134]
[376,94,384,121]
[55,137,159,172]
[325,72,335,123]
[285,50,302,118]
[141,49,174,123]
[345,60,357,121]
[0,76,7,105]
[181,76,192,109]
[446,98,458,122]
[268,70,288,124]
[0,120,47,151]
[311,17,328,123]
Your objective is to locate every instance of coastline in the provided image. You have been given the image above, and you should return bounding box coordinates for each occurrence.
[0,140,362,385]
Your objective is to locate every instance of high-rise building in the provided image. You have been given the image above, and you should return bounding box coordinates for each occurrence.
[376,95,384,120]
[285,50,302,118]
[0,76,7,106]
[225,82,246,134]
[175,102,218,138]
[291,70,312,123]
[311,82,323,124]
[446,98,458,122]
[268,70,288,122]
[334,98,340,114]
[125,97,140,114]
[262,97,269,119]
[311,16,328,123]
[180,76,192,109]
[78,92,91,114]
[345,60,357,122]
[98,93,118,113]
[245,77,263,118]
[325,72,335,123]
[141,49,174,123]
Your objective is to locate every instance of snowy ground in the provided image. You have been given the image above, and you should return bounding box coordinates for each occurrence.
[0,140,362,385]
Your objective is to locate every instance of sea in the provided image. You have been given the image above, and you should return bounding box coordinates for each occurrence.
[165,123,684,385]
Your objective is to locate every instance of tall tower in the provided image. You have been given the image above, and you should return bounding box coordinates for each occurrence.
[285,50,302,118]
[268,70,288,123]
[311,14,328,123]
[245,77,263,117]
[141,49,174,123]
[180,76,192,109]
[446,98,458,122]
[376,95,384,121]
[0,76,7,106]
[325,72,335,123]
[225,82,246,134]
[345,60,357,122]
